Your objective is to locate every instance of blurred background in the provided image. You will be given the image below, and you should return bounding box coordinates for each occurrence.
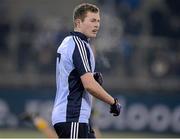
[0,0,180,138]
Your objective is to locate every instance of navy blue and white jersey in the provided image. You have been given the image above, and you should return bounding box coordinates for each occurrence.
[52,31,95,125]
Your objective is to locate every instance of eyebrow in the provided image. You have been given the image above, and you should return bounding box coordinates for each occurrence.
[90,17,100,20]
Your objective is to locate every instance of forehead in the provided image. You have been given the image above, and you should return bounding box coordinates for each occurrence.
[85,11,100,19]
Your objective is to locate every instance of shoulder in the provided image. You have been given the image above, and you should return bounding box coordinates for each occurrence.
[62,36,75,47]
[72,36,85,46]
[72,36,90,53]
[57,36,75,52]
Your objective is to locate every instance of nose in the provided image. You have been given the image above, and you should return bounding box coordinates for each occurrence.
[95,22,100,29]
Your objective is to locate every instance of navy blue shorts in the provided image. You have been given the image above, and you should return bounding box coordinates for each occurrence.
[54,122,95,138]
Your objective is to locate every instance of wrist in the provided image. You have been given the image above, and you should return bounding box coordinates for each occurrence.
[34,117,48,130]
[112,98,119,105]
[110,98,115,105]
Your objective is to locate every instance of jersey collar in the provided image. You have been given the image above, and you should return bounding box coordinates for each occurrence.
[70,31,89,43]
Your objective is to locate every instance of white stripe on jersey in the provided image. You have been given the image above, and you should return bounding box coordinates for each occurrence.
[73,36,90,72]
[76,37,91,71]
[74,36,90,72]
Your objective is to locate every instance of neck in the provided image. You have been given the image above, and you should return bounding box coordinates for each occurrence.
[73,29,87,38]
[74,28,81,33]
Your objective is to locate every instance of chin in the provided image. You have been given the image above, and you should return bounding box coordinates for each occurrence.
[90,34,97,38]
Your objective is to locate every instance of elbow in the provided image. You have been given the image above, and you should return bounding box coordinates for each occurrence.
[83,84,92,92]
[81,74,97,93]
[83,82,95,93]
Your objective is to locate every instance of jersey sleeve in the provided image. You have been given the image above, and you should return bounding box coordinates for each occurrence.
[72,36,91,76]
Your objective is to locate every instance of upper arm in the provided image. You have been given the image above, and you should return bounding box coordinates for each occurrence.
[72,36,91,76]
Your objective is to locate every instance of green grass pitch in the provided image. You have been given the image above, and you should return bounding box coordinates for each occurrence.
[0,129,179,138]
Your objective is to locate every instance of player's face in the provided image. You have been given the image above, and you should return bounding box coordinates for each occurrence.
[79,12,100,38]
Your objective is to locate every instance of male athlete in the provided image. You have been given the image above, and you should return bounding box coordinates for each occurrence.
[20,112,57,138]
[51,3,121,138]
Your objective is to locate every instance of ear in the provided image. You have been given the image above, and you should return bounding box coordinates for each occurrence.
[75,19,81,28]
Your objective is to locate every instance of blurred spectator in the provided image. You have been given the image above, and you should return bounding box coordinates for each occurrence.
[165,0,180,39]
[165,0,180,16]
[97,0,115,7]
[54,21,69,47]
[173,52,180,77]
[36,44,56,74]
[0,8,11,55]
[115,0,144,48]
[115,0,141,10]
[16,12,39,72]
[168,16,180,39]
[147,47,170,78]
[149,5,170,37]
[123,9,143,36]
[115,0,142,21]
[33,18,67,74]
[119,35,134,76]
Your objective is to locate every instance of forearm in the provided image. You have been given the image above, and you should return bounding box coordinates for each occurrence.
[86,80,114,105]
[81,73,121,116]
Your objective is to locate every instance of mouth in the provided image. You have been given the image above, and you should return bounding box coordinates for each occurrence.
[92,29,98,34]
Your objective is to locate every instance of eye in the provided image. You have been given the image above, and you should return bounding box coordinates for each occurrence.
[90,18,100,23]
[91,19,96,22]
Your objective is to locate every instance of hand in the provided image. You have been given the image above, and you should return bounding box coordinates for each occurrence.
[93,72,103,85]
[110,98,121,116]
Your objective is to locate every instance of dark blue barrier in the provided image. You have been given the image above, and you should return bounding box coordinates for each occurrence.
[0,88,180,134]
